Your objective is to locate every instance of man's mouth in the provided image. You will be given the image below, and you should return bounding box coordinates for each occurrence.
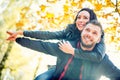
[84,36,92,43]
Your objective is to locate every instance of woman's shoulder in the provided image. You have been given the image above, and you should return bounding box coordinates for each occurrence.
[66,23,76,30]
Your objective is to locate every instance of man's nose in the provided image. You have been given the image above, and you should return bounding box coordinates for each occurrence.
[87,33,92,38]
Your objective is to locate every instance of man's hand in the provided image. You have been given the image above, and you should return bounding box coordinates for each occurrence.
[6,31,23,41]
[6,31,17,41]
[58,40,75,55]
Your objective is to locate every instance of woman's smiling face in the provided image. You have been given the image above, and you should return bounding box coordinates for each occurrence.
[76,10,90,31]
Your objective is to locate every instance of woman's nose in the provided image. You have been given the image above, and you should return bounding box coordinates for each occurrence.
[78,18,83,22]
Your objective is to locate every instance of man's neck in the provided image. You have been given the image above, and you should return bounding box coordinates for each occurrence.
[80,44,94,51]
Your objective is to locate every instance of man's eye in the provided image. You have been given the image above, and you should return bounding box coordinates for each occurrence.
[93,32,97,35]
[86,28,90,32]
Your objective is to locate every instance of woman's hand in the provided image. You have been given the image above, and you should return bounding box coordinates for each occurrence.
[58,40,75,55]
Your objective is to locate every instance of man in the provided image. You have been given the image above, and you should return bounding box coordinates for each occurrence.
[7,20,120,80]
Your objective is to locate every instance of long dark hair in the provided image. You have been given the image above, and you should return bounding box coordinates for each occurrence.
[74,8,98,23]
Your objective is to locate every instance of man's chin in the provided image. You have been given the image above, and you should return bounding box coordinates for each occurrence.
[81,43,93,48]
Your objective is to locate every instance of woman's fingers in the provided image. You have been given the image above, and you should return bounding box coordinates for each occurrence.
[7,31,14,35]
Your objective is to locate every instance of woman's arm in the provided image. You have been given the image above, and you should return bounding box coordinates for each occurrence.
[23,24,78,40]
[23,30,66,40]
[7,24,79,41]
[59,40,105,62]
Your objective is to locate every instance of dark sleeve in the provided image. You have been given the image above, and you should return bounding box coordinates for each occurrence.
[23,30,66,40]
[95,37,105,58]
[16,37,64,57]
[74,38,105,62]
[74,49,103,62]
[23,24,79,40]
[97,55,120,79]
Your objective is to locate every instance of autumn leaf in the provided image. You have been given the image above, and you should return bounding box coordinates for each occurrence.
[46,12,54,18]
[38,19,42,23]
[47,0,57,3]
[105,0,114,7]
[110,36,114,42]
[71,1,77,6]
[20,13,26,18]
[94,3,102,11]
[16,21,24,27]
[36,11,41,15]
[21,7,30,13]
[40,5,46,12]
[31,25,36,29]
[27,25,36,30]
[63,4,69,12]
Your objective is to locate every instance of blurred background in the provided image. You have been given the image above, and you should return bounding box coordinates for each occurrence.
[0,0,120,80]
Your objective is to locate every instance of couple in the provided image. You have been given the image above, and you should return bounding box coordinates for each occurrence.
[7,8,120,80]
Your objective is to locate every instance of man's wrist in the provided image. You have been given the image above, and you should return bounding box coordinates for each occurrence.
[71,48,75,55]
[17,31,23,35]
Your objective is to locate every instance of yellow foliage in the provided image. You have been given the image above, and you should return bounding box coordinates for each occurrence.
[105,0,114,7]
[20,13,26,18]
[71,1,78,6]
[36,11,41,15]
[117,44,120,50]
[117,29,120,33]
[102,13,113,18]
[37,19,42,23]
[94,3,102,11]
[108,36,114,42]
[2,0,120,80]
[28,25,36,30]
[5,0,120,48]
[46,12,54,19]
[40,5,46,12]
[63,4,69,12]
[47,0,57,3]
[16,21,24,27]
[21,7,30,13]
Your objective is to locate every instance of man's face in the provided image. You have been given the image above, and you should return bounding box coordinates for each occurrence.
[81,23,101,48]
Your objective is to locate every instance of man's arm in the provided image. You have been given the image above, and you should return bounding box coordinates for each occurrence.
[16,37,65,58]
[97,54,120,79]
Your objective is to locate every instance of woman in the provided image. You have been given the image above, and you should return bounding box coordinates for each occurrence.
[7,8,105,80]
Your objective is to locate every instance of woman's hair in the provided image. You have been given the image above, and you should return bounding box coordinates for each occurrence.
[74,8,97,23]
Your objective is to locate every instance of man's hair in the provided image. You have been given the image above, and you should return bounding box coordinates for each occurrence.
[86,20,104,37]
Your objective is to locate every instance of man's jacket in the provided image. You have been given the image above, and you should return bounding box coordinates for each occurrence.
[16,37,120,80]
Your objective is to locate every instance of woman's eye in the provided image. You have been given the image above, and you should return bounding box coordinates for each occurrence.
[77,17,81,19]
[84,16,89,19]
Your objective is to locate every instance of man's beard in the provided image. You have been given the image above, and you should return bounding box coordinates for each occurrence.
[81,39,95,48]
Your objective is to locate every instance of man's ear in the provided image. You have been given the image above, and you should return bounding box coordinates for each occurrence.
[97,38,101,43]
